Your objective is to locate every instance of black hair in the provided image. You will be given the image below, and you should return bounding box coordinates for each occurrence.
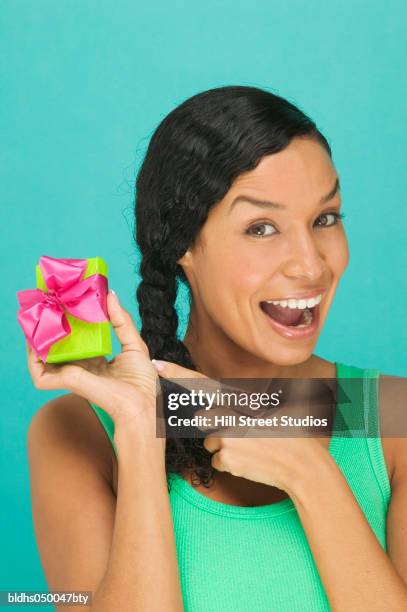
[135,85,332,486]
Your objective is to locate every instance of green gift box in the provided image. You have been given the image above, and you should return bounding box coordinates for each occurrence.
[35,256,112,363]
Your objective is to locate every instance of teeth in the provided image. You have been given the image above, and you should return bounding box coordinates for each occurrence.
[296,308,313,327]
[265,293,323,309]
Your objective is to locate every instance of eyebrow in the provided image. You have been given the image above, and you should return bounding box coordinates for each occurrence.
[228,177,341,213]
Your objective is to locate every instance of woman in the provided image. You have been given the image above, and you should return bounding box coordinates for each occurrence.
[27,85,407,611]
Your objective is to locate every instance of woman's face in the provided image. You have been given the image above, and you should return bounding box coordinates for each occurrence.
[179,136,349,367]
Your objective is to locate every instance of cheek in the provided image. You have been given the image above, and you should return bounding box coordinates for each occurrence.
[194,244,270,316]
[327,232,349,276]
[216,244,274,297]
[316,228,349,277]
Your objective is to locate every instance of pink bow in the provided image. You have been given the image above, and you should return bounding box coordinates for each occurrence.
[17,255,109,363]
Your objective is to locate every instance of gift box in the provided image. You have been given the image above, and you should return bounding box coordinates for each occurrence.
[17,255,112,364]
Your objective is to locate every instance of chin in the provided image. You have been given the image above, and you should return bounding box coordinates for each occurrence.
[242,336,316,368]
[263,347,315,367]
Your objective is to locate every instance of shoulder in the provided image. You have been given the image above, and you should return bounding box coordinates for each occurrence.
[27,393,117,494]
[311,363,407,487]
[378,373,407,486]
[317,360,406,486]
[379,374,407,581]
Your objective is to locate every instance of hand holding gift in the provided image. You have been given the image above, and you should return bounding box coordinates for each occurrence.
[24,289,164,445]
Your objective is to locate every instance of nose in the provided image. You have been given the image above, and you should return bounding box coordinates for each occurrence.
[282,230,327,281]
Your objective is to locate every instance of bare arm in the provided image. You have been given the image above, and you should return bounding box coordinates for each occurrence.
[290,446,407,611]
[26,291,185,611]
[91,420,183,611]
[28,394,183,612]
[27,395,115,606]
[276,373,407,611]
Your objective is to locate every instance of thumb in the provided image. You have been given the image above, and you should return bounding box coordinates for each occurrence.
[107,290,149,355]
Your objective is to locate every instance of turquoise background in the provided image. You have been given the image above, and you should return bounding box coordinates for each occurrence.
[1,0,406,603]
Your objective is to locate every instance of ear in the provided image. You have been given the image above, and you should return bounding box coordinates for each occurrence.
[177,249,193,267]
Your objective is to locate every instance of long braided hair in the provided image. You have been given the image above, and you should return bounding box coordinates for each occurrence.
[135,85,332,485]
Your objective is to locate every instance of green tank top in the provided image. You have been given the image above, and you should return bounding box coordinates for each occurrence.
[88,362,391,611]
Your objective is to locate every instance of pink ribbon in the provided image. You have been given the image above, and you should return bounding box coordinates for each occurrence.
[17,255,109,363]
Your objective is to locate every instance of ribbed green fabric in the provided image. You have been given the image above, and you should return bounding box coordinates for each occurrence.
[87,362,391,611]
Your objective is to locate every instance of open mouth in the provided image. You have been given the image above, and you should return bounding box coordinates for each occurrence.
[260,302,316,328]
[259,293,324,338]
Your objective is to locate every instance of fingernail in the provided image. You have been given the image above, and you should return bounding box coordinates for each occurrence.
[151,359,165,372]
[108,289,119,302]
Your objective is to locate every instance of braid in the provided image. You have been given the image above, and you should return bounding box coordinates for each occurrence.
[136,254,195,366]
[137,254,175,357]
[136,252,215,487]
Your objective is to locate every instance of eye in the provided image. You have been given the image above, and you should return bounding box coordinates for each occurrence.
[314,212,345,228]
[245,222,277,237]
